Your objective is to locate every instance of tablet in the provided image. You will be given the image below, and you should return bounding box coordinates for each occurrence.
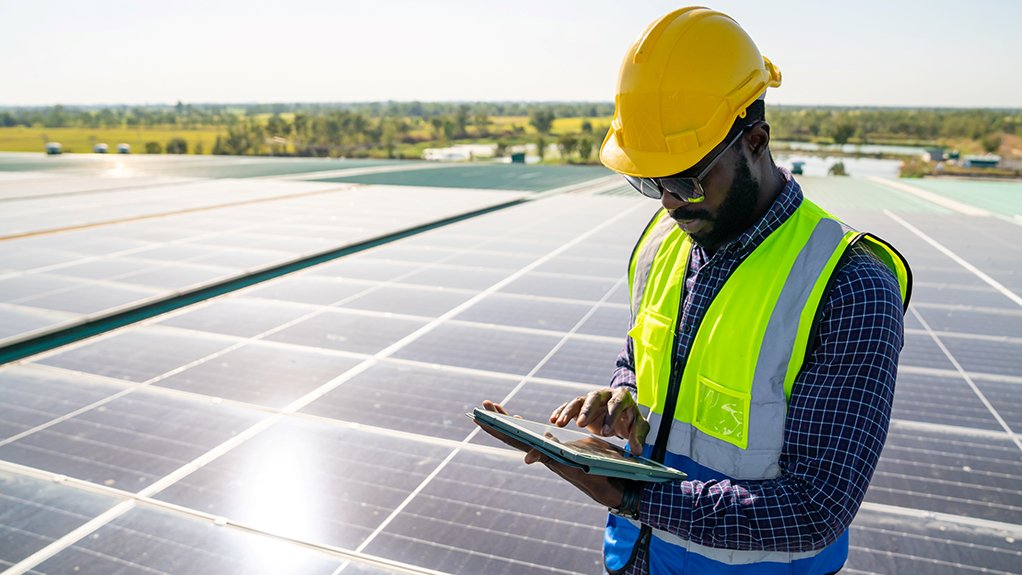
[469,408,686,483]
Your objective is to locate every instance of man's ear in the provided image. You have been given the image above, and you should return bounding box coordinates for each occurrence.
[745,122,771,160]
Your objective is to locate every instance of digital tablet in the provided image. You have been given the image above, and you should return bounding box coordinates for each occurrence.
[469,408,686,483]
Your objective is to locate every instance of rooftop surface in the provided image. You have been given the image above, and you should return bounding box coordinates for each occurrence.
[0,153,1019,575]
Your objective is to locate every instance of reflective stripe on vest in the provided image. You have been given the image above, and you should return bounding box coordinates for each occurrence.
[620,518,823,564]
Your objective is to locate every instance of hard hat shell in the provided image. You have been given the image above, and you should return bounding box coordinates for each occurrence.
[600,6,782,178]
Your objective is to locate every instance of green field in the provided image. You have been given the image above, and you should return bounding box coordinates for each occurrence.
[0,126,220,154]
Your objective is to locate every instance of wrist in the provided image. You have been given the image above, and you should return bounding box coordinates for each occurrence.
[610,480,642,520]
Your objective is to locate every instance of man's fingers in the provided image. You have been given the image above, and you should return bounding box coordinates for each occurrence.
[577,390,611,428]
[629,416,651,455]
[554,397,585,427]
[524,449,550,465]
[549,400,571,424]
[606,403,634,438]
[482,400,509,415]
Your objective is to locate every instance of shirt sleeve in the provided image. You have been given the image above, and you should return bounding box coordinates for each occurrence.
[610,336,637,392]
[637,245,906,552]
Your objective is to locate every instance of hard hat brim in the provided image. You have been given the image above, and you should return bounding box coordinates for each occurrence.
[600,125,706,178]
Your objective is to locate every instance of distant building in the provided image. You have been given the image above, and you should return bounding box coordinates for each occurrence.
[117,143,131,154]
[962,154,1001,168]
[923,147,945,162]
[93,143,109,154]
[422,144,496,162]
[45,142,62,155]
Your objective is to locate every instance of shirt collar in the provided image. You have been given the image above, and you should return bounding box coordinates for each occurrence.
[694,166,804,262]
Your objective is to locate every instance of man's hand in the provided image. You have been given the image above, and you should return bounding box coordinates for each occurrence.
[474,400,628,509]
[550,388,649,455]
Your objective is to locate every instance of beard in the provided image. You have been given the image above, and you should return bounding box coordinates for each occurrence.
[673,154,760,250]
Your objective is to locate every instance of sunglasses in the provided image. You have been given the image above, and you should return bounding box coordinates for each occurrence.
[623,124,754,203]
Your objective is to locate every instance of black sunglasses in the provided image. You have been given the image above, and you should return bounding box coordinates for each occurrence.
[624,123,755,203]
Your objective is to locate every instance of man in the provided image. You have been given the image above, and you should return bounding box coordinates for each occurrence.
[477,6,911,574]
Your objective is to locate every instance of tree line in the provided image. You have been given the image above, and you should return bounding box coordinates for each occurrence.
[1,102,1017,160]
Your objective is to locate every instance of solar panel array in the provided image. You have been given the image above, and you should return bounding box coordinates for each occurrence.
[1,156,611,351]
[1,155,1020,575]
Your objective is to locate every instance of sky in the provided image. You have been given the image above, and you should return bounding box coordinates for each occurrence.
[1,0,1020,108]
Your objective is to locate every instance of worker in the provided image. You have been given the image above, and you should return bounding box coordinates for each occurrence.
[476,6,911,574]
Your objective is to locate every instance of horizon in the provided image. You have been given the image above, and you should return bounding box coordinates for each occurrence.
[3,101,1021,113]
[3,0,1021,109]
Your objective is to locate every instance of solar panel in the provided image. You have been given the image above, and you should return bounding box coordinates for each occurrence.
[0,172,529,349]
[1,159,1020,574]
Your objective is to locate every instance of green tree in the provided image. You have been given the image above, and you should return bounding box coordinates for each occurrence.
[577,136,594,163]
[380,119,398,158]
[828,161,848,176]
[166,137,188,154]
[535,135,547,160]
[473,113,490,137]
[430,117,444,140]
[144,141,163,154]
[831,123,856,145]
[529,109,555,134]
[266,114,289,139]
[455,105,470,138]
[558,134,579,162]
[981,134,1002,154]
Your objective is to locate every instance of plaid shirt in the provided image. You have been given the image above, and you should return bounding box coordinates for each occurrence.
[610,169,905,572]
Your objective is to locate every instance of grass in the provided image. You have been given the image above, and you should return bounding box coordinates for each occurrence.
[0,126,221,154]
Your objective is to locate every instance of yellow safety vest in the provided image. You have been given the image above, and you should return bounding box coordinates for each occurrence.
[605,197,911,573]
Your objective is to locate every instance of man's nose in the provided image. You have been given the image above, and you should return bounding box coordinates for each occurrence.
[660,191,685,211]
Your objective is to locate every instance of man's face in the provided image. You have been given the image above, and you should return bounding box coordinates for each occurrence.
[662,140,760,250]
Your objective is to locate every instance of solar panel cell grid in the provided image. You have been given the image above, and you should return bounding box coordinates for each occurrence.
[37,327,237,383]
[266,310,428,355]
[916,304,1022,338]
[973,379,1022,431]
[30,510,345,575]
[938,336,1022,378]
[498,272,620,301]
[157,297,319,338]
[155,342,361,409]
[0,471,118,569]
[532,336,623,385]
[867,429,1022,524]
[154,418,453,550]
[301,361,518,441]
[398,266,513,291]
[891,371,1003,430]
[452,293,594,332]
[393,323,563,376]
[0,366,127,441]
[342,285,475,318]
[362,450,606,575]
[849,509,1022,575]
[0,388,266,490]
[575,304,630,338]
[18,282,161,315]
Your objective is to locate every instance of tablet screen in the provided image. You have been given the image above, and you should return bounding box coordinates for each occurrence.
[473,409,682,477]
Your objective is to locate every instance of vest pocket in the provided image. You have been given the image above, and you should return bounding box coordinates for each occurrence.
[692,375,751,449]
[628,310,674,409]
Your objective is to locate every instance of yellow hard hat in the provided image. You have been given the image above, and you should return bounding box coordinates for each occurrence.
[600,7,782,178]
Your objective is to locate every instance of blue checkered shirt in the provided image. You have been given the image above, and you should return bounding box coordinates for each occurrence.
[610,169,905,572]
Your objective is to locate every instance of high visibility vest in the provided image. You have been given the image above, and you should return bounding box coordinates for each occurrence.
[605,197,911,574]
